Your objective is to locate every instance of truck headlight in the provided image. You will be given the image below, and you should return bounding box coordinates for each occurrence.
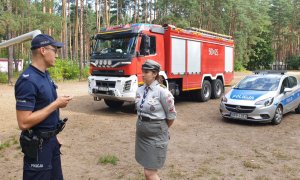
[103,60,107,65]
[255,97,274,106]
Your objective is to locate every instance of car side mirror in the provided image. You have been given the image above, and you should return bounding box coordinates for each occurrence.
[284,87,292,93]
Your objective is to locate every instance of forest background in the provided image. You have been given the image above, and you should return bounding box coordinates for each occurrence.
[0,0,299,83]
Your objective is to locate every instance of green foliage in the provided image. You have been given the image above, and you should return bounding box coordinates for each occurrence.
[234,60,246,72]
[247,32,274,70]
[98,154,119,165]
[0,72,7,83]
[286,56,300,70]
[48,59,88,81]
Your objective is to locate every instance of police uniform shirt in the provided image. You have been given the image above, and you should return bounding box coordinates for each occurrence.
[15,65,59,130]
[136,80,176,120]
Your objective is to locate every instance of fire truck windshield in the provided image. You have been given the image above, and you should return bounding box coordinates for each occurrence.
[93,35,137,59]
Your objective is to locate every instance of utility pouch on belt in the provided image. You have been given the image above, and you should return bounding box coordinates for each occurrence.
[19,131,39,160]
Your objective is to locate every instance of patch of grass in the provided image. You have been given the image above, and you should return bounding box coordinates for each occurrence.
[255,175,271,180]
[0,136,19,151]
[127,170,146,180]
[243,160,261,169]
[254,149,266,158]
[272,150,292,160]
[98,154,119,165]
[194,166,224,178]
[168,164,185,179]
[216,156,226,161]
[281,164,298,177]
[0,141,11,151]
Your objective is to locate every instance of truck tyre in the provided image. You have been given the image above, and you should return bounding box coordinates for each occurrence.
[104,99,124,109]
[211,79,224,99]
[195,80,211,102]
[295,103,300,114]
[272,105,283,125]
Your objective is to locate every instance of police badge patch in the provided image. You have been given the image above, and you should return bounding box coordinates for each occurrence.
[150,105,155,111]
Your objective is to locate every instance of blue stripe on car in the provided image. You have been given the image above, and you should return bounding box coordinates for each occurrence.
[281,91,300,106]
[230,89,267,101]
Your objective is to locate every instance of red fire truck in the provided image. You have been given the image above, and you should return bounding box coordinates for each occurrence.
[88,24,234,108]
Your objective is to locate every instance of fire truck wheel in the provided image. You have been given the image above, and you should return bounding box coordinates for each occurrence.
[104,99,124,109]
[196,80,211,102]
[211,79,224,99]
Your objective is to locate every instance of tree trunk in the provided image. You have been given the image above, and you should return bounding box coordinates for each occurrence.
[42,0,46,13]
[62,0,68,59]
[117,0,119,24]
[74,0,79,61]
[96,0,100,31]
[145,0,148,23]
[149,0,152,23]
[79,0,84,80]
[136,0,140,22]
[48,0,53,35]
[104,0,109,27]
[134,0,137,23]
[7,0,13,85]
[68,0,72,60]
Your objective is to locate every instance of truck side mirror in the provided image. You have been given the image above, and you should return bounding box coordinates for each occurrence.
[140,35,150,55]
[90,36,95,55]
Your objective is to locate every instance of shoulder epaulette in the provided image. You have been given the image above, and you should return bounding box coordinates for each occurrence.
[160,84,167,88]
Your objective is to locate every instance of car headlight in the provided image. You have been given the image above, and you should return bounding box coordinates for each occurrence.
[221,96,228,103]
[255,97,274,106]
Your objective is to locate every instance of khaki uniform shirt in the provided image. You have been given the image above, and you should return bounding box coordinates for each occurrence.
[136,80,177,120]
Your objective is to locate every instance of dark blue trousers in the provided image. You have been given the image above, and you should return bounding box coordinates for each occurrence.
[23,137,63,180]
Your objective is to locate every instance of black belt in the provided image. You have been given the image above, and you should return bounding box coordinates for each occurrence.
[138,115,164,122]
[35,129,59,139]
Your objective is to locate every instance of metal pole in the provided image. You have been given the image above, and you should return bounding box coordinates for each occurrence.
[0,30,41,49]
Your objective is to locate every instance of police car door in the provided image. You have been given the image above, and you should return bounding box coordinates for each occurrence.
[280,77,293,113]
[288,76,300,109]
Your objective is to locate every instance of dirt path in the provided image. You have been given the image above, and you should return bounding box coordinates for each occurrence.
[1,72,300,180]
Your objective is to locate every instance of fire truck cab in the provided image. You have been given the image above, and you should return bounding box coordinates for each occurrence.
[88,24,234,108]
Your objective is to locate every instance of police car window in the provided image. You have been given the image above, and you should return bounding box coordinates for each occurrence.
[288,76,297,88]
[280,78,289,93]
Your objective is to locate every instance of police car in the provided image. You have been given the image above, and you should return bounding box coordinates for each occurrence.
[220,71,300,125]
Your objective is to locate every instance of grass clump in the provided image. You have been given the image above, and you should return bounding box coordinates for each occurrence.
[98,154,119,165]
[243,160,261,169]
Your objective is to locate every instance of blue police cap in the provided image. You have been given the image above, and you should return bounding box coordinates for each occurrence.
[142,59,161,71]
[31,34,64,50]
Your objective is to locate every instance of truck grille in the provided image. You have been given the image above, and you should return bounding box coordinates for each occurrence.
[123,80,131,91]
[96,80,116,88]
[225,104,256,113]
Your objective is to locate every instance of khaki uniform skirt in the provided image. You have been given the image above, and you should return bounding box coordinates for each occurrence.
[135,118,169,169]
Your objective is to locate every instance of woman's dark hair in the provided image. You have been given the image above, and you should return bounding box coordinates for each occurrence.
[153,70,163,84]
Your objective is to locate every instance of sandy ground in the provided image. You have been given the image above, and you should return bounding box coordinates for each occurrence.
[0,72,300,180]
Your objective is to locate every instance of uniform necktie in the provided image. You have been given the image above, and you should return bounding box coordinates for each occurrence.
[140,86,150,109]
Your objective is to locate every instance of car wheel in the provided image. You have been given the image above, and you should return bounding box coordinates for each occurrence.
[295,103,300,114]
[104,99,124,109]
[195,80,211,102]
[211,79,224,99]
[272,105,283,125]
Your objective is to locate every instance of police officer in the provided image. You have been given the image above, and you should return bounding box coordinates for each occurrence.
[135,59,177,180]
[15,34,72,180]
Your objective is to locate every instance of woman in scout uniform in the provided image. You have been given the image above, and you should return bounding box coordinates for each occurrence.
[135,59,177,180]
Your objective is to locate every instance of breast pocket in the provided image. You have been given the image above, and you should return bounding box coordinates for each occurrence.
[147,97,160,112]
